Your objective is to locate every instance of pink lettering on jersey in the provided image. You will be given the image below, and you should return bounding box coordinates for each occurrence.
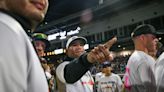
[81,80,94,85]
[124,67,131,90]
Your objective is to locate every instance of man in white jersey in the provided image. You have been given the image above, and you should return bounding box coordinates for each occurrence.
[0,0,49,92]
[56,36,117,92]
[123,24,161,92]
[97,62,123,92]
[155,52,164,92]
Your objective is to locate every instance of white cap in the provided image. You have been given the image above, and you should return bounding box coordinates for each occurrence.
[66,36,87,48]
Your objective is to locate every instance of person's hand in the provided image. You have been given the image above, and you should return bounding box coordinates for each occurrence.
[87,37,117,63]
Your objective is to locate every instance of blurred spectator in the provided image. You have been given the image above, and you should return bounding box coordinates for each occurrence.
[32,33,57,92]
[32,33,50,58]
[97,62,123,92]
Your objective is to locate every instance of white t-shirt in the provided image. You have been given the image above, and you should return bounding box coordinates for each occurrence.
[95,72,105,82]
[0,12,48,92]
[97,73,123,92]
[155,52,164,92]
[123,50,156,92]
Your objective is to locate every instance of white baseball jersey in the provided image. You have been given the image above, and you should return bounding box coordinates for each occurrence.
[56,61,94,92]
[155,52,164,92]
[123,50,156,92]
[97,73,123,92]
[0,12,48,92]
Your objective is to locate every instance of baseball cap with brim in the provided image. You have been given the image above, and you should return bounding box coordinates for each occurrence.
[102,61,111,68]
[66,36,87,49]
[32,33,50,49]
[131,24,164,38]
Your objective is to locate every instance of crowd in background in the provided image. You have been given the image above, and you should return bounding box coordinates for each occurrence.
[90,55,130,76]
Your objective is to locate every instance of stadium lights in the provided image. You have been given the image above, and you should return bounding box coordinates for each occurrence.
[48,26,81,41]
[120,50,132,56]
[54,48,64,55]
[43,43,89,56]
[48,33,59,41]
[158,37,162,41]
[84,44,89,50]
[67,27,80,36]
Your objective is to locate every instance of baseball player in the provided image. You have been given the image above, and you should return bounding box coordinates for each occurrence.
[123,24,161,92]
[56,36,117,92]
[0,0,49,92]
[155,52,164,92]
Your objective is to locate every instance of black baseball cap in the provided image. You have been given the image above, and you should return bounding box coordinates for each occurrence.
[131,24,163,38]
[102,61,111,68]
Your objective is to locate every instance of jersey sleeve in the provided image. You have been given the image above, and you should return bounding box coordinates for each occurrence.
[56,62,70,83]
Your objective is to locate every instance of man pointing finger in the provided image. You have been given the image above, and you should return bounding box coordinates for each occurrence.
[56,36,117,92]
